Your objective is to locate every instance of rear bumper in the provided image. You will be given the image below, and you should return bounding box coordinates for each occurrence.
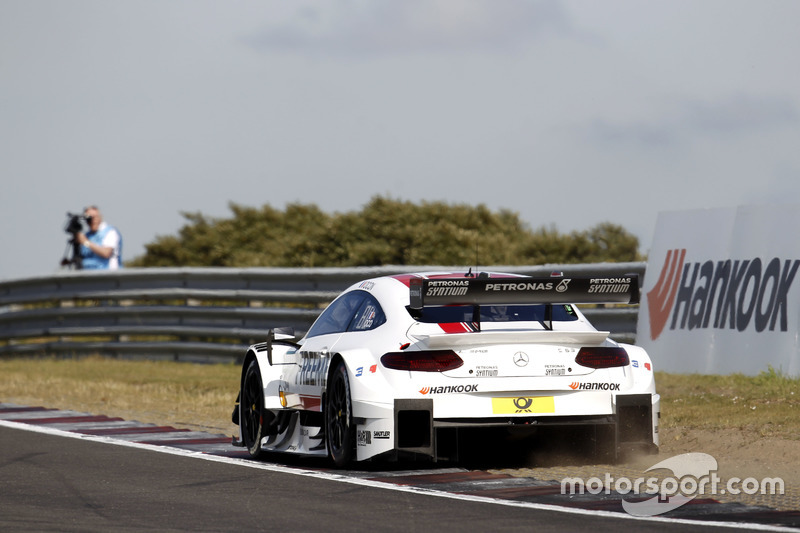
[392,393,658,461]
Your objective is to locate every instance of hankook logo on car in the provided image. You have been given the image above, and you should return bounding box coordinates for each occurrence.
[419,384,478,395]
[569,382,621,391]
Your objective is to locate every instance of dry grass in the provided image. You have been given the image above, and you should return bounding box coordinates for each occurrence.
[656,368,800,439]
[0,356,240,435]
[1,356,799,441]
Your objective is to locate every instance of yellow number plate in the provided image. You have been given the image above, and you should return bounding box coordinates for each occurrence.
[491,396,555,415]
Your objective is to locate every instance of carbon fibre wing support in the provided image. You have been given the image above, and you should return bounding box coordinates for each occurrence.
[408,274,639,310]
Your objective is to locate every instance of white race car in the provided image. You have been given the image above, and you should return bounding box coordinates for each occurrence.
[232,271,659,466]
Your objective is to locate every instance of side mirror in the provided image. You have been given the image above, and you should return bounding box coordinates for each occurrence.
[273,327,295,341]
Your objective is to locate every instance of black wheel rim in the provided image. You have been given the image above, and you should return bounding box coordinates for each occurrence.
[327,368,349,456]
[242,363,262,449]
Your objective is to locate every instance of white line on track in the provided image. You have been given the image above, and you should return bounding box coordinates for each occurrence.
[0,419,793,533]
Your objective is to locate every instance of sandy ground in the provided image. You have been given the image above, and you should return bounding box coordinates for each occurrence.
[657,426,800,487]
[490,425,800,512]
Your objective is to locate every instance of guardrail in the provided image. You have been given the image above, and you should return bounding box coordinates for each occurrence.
[0,263,646,362]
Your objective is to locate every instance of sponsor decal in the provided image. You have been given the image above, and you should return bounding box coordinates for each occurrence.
[647,249,800,340]
[358,281,375,291]
[513,352,529,367]
[419,384,479,395]
[297,352,330,387]
[491,396,555,414]
[356,364,379,377]
[545,364,566,376]
[592,277,634,284]
[373,431,391,439]
[589,277,632,294]
[426,279,469,297]
[357,430,371,446]
[485,281,554,291]
[475,365,499,377]
[556,279,571,293]
[514,398,533,411]
[569,382,621,391]
[353,304,377,330]
[409,278,422,303]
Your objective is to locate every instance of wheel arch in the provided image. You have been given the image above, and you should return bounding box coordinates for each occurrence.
[240,348,259,390]
[237,346,273,417]
[322,352,346,409]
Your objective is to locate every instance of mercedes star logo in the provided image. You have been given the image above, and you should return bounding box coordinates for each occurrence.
[513,352,529,367]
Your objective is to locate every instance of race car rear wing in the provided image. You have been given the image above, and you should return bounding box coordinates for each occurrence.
[408,274,640,310]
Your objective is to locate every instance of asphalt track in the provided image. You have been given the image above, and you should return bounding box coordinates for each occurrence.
[1,405,798,532]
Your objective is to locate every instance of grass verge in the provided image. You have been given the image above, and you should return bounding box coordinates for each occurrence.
[0,355,240,435]
[657,367,800,439]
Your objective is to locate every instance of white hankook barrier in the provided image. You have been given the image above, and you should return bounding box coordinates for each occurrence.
[637,205,800,376]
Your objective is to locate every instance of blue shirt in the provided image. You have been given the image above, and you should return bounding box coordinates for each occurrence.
[81,222,123,270]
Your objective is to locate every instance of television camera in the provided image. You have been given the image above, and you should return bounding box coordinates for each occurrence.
[60,212,86,269]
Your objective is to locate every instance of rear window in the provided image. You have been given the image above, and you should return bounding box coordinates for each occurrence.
[411,304,578,324]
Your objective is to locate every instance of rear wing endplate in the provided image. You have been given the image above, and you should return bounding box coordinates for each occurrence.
[408,275,639,310]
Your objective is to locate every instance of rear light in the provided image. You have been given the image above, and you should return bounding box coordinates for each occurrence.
[381,350,464,372]
[575,346,629,369]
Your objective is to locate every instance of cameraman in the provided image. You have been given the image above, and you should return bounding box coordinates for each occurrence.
[76,206,123,269]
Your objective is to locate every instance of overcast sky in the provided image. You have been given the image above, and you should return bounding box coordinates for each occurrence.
[2,1,799,281]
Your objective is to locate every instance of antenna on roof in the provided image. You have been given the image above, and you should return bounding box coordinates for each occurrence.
[474,239,479,276]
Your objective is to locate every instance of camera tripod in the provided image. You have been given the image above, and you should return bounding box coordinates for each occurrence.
[60,235,83,269]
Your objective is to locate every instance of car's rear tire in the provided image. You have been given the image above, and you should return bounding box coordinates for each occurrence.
[241,359,265,459]
[325,362,356,467]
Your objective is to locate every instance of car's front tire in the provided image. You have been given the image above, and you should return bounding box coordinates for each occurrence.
[325,362,356,467]
[241,359,265,459]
